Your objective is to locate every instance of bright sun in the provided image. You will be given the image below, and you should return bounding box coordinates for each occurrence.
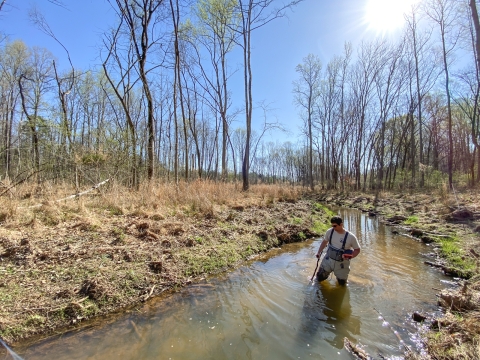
[365,0,419,33]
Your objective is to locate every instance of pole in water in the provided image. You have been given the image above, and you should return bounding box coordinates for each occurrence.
[0,338,24,360]
[309,239,324,283]
[310,258,320,283]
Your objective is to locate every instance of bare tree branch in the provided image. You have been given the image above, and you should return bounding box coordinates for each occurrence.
[47,0,68,10]
[29,5,74,70]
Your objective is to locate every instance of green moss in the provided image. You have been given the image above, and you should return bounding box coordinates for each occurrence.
[217,221,236,230]
[112,227,126,242]
[312,220,329,235]
[180,246,237,276]
[178,233,275,277]
[313,203,335,217]
[404,215,419,225]
[105,205,123,216]
[0,325,24,340]
[25,315,46,326]
[291,217,303,224]
[436,236,476,278]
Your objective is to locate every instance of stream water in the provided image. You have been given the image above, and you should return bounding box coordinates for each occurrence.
[14,208,453,359]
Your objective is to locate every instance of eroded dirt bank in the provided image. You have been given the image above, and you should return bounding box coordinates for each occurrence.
[0,191,329,346]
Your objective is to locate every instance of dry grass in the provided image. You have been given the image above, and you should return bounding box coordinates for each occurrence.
[416,278,480,360]
[0,180,321,345]
[0,180,302,229]
[419,311,480,360]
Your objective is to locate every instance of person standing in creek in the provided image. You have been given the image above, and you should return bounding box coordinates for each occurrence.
[315,216,361,285]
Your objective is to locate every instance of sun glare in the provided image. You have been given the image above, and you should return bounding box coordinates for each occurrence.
[365,0,419,34]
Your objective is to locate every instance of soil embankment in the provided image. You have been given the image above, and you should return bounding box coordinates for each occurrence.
[0,184,330,345]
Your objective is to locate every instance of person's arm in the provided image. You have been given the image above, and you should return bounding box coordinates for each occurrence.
[343,233,361,259]
[316,239,328,258]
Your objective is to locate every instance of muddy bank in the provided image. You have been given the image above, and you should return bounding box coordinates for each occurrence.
[0,196,329,345]
[316,190,480,359]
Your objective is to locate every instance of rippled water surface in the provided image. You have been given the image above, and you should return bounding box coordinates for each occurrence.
[16,208,451,359]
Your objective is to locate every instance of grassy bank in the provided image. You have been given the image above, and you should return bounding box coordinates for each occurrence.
[0,181,331,345]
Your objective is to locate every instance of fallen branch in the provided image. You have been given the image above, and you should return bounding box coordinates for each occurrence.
[23,178,110,209]
[396,225,452,238]
[20,296,90,315]
[424,261,445,269]
[421,232,452,238]
[142,285,156,302]
[130,320,143,339]
[343,338,371,360]
[424,261,462,276]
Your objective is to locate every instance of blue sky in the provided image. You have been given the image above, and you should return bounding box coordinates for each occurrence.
[0,0,403,142]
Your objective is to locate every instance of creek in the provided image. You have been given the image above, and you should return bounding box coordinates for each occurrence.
[16,208,453,359]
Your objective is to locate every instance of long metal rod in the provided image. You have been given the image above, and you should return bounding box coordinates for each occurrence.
[310,257,320,282]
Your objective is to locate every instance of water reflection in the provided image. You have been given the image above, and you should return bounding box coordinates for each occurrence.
[295,279,361,354]
[320,281,360,349]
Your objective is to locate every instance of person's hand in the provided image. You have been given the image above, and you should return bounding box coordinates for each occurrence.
[316,253,320,258]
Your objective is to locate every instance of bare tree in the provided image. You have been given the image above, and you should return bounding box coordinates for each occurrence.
[453,0,480,184]
[467,0,480,184]
[349,39,387,190]
[111,0,166,180]
[373,41,405,190]
[405,4,439,187]
[102,18,141,188]
[17,47,55,180]
[424,0,462,189]
[233,0,303,191]
[169,0,184,184]
[184,0,238,181]
[293,53,321,191]
[0,41,29,177]
[30,6,79,187]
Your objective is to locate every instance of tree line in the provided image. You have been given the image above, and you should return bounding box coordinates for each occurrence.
[1,0,479,193]
[295,0,480,191]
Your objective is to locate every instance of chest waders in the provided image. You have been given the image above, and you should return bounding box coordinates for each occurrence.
[316,230,349,283]
[326,230,349,261]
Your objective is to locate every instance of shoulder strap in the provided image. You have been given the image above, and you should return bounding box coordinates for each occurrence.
[329,229,349,249]
[341,231,349,250]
